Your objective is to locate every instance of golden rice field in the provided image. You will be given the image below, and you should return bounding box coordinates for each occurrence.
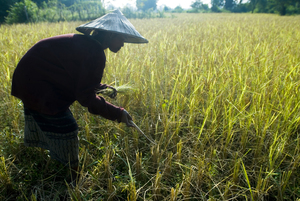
[1,13,300,200]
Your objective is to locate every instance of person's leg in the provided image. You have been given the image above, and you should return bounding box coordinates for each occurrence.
[70,165,79,182]
[24,107,44,148]
[26,107,80,183]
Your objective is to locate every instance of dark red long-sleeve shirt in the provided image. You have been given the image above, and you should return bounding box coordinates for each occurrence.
[11,34,123,121]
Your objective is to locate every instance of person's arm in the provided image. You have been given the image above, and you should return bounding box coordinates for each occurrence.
[76,79,123,121]
[94,83,109,90]
[74,52,123,121]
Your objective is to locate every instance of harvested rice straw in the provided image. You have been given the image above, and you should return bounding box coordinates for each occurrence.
[129,120,157,145]
[97,84,136,97]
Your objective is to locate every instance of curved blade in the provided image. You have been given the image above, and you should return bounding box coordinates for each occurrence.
[129,120,157,145]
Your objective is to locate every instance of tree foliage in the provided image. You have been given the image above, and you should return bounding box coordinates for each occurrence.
[270,0,300,15]
[173,6,184,13]
[61,0,75,7]
[211,0,224,12]
[0,0,79,23]
[224,0,237,11]
[5,0,39,24]
[0,0,299,24]
[191,0,204,10]
[190,0,210,12]
[249,0,300,15]
[3,0,105,24]
[0,0,18,23]
[209,0,300,15]
[136,0,157,11]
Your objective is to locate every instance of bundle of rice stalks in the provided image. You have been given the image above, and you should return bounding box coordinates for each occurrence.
[97,84,136,97]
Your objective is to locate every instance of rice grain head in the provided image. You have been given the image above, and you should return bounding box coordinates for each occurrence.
[97,84,137,97]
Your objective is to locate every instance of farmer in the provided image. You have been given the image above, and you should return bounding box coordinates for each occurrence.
[11,9,148,181]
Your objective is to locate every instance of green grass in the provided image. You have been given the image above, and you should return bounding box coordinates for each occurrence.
[1,13,300,200]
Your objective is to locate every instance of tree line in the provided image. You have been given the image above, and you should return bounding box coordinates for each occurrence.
[0,0,106,24]
[207,0,300,15]
[123,0,300,15]
[1,0,299,24]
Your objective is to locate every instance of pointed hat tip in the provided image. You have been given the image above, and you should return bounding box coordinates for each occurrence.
[112,9,123,15]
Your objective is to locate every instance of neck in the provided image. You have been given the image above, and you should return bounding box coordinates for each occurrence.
[89,35,109,50]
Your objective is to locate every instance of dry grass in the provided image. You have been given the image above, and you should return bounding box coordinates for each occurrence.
[1,13,300,200]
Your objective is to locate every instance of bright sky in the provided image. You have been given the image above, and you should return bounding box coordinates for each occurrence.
[104,0,211,9]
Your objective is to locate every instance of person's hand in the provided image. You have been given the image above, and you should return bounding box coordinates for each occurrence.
[108,86,117,98]
[120,110,134,127]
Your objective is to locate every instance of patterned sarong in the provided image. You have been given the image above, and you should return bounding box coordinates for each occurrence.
[24,107,79,167]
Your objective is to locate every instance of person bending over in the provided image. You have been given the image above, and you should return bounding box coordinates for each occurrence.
[11,9,148,182]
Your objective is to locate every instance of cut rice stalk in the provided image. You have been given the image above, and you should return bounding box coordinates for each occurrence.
[97,84,136,97]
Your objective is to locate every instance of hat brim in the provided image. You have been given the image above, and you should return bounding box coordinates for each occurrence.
[76,27,148,44]
[76,10,148,44]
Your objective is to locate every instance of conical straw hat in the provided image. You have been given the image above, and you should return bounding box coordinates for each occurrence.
[76,9,148,44]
